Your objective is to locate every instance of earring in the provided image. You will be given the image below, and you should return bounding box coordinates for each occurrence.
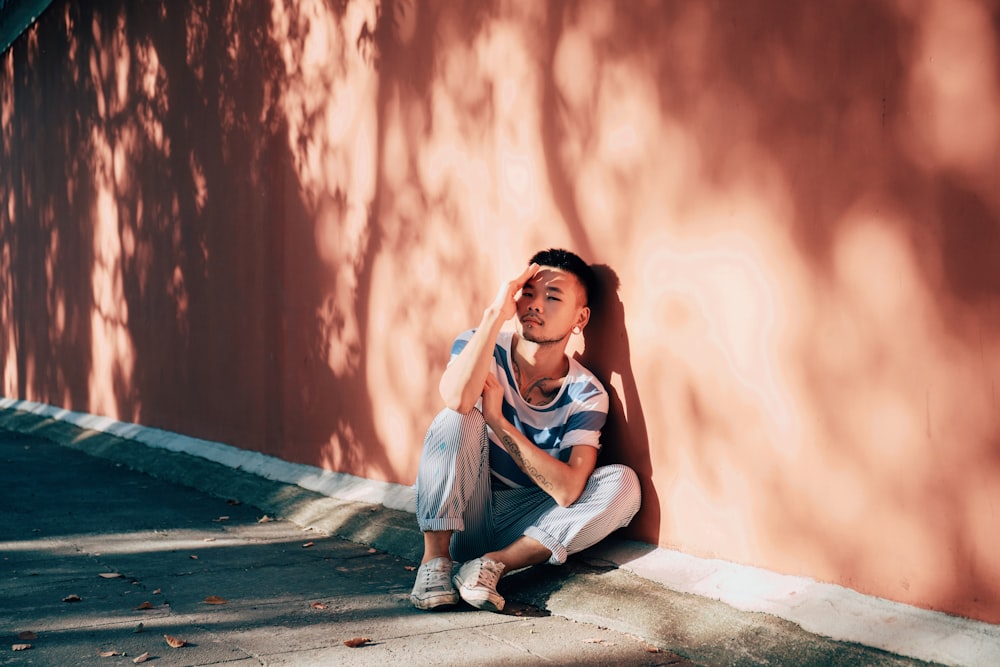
[572,326,582,335]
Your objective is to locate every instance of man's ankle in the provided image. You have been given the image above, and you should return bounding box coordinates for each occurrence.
[422,529,453,564]
[421,554,451,565]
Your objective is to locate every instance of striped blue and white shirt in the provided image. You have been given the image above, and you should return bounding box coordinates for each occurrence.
[449,329,609,489]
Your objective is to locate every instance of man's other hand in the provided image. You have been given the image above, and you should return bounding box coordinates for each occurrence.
[481,372,506,428]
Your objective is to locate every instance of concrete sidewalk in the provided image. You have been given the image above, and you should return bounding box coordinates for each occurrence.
[0,412,950,666]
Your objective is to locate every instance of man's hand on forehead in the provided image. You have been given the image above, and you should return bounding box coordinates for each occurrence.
[517,262,540,287]
[491,262,540,321]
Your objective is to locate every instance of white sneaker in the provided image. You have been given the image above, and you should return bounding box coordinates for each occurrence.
[410,557,459,610]
[453,557,506,612]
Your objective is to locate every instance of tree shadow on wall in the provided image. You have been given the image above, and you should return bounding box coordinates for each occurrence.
[0,0,400,480]
[578,264,659,545]
[2,5,97,411]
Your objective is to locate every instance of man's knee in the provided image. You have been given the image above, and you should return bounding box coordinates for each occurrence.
[429,406,485,433]
[422,407,487,456]
[453,407,486,430]
[594,463,642,519]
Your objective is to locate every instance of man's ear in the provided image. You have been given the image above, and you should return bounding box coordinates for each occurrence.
[576,306,591,331]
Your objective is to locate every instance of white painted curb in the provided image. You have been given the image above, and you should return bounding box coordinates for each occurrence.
[3,397,997,667]
[587,541,1000,667]
[0,397,416,513]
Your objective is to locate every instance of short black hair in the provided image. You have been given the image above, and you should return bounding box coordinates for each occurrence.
[529,248,596,306]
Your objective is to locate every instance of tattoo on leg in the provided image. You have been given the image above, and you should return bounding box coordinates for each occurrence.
[501,434,554,491]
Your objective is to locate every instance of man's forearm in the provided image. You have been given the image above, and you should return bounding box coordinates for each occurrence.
[486,417,593,507]
[438,307,506,412]
[497,429,555,493]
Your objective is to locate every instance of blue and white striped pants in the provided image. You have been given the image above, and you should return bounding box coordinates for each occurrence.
[415,408,641,565]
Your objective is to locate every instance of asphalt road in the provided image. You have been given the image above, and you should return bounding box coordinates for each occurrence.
[0,430,688,666]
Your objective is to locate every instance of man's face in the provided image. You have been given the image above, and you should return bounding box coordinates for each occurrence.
[516,267,587,344]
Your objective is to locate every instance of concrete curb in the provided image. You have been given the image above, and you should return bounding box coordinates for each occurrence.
[2,399,997,667]
[0,404,424,563]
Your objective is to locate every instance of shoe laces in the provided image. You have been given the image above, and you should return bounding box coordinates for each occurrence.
[420,559,451,589]
[473,558,505,589]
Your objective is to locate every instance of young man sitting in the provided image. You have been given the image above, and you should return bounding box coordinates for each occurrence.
[411,248,641,612]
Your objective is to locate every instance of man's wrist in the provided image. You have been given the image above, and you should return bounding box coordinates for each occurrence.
[485,414,509,436]
[479,306,506,329]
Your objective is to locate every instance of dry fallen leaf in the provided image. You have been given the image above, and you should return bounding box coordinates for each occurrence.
[645,644,662,653]
[367,548,377,553]
[164,634,187,648]
[133,651,150,663]
[12,644,31,651]
[189,554,199,560]
[63,594,82,602]
[258,515,272,523]
[343,637,371,648]
[310,602,328,610]
[403,565,417,572]
[153,589,162,595]
[213,516,230,522]
[204,596,228,605]
[302,541,314,548]
[99,573,123,579]
[18,631,37,640]
[134,601,154,610]
[98,650,122,657]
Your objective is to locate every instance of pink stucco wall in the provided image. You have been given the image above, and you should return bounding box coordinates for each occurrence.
[3,0,999,624]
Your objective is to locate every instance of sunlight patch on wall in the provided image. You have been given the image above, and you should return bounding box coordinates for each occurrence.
[135,38,168,153]
[63,5,80,85]
[1,46,11,396]
[87,127,135,420]
[603,105,808,551]
[810,211,943,477]
[270,0,379,378]
[189,150,208,213]
[1,51,12,154]
[486,19,548,226]
[574,65,666,252]
[552,17,707,255]
[666,459,760,559]
[778,200,1000,604]
[416,9,556,266]
[899,0,1000,181]
[88,14,108,120]
[43,228,66,338]
[185,3,208,84]
[168,265,190,336]
[1,240,14,396]
[367,249,447,480]
[638,224,799,439]
[318,418,362,473]
[110,11,130,119]
[23,23,38,68]
[628,215,806,561]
